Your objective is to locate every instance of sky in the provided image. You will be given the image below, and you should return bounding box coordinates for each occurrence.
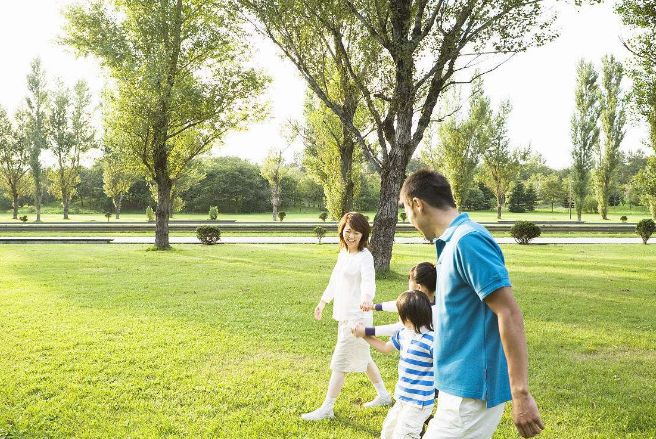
[0,1,650,170]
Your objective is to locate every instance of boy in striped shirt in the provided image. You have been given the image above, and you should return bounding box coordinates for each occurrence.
[360,290,435,439]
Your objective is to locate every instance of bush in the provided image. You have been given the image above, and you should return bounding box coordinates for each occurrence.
[19,215,28,223]
[319,212,328,222]
[620,215,628,223]
[196,225,221,245]
[278,211,286,222]
[636,219,655,244]
[146,206,155,222]
[314,226,327,244]
[583,196,598,214]
[399,212,407,222]
[510,221,541,245]
[209,206,219,221]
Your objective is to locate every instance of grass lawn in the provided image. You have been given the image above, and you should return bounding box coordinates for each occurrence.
[2,205,652,223]
[0,244,654,438]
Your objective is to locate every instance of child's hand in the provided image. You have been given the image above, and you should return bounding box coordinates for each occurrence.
[360,300,373,311]
[314,302,325,321]
[351,323,365,338]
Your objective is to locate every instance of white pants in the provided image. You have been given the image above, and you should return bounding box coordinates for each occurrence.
[380,400,433,439]
[423,392,505,439]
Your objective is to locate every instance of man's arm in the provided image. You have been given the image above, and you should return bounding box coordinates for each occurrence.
[485,286,544,438]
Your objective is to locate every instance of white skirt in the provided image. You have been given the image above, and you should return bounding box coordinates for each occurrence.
[330,317,374,373]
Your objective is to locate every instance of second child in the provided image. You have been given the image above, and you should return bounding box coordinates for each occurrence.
[360,290,435,439]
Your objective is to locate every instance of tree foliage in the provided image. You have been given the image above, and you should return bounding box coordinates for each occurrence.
[63,0,268,248]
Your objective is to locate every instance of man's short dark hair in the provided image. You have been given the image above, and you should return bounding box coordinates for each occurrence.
[400,169,456,210]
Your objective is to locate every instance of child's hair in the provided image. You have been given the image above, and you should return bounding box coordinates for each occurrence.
[396,290,434,333]
[337,212,370,251]
[408,262,436,293]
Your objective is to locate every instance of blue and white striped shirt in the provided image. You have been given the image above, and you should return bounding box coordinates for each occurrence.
[391,328,435,407]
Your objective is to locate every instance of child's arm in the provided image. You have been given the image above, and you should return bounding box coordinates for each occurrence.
[352,322,403,338]
[374,301,398,312]
[363,335,395,354]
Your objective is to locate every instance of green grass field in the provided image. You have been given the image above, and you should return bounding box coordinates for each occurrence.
[1,205,652,224]
[0,244,654,438]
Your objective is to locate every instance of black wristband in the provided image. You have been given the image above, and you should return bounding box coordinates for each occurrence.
[374,303,383,311]
[364,327,375,336]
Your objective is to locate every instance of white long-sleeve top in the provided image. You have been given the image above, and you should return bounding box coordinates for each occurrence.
[320,248,376,321]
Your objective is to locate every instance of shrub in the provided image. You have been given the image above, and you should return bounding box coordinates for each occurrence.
[19,215,28,223]
[105,212,112,222]
[510,221,541,245]
[196,225,221,245]
[146,206,155,222]
[319,212,328,222]
[636,219,655,244]
[620,215,628,223]
[209,206,219,221]
[583,196,598,214]
[399,212,407,222]
[314,226,327,244]
[278,211,287,222]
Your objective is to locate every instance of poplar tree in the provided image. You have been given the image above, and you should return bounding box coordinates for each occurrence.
[0,107,31,219]
[24,58,48,222]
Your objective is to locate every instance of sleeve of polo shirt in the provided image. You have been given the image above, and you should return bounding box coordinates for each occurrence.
[391,330,401,351]
[454,232,512,301]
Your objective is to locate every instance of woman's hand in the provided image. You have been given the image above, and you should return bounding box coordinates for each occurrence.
[314,301,325,321]
[360,300,373,311]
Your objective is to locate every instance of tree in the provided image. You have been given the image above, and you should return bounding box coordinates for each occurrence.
[540,174,564,212]
[634,156,656,219]
[508,182,527,213]
[617,0,656,154]
[77,161,107,211]
[571,60,601,221]
[47,80,95,219]
[24,58,49,222]
[0,107,31,219]
[243,0,559,272]
[182,157,269,213]
[64,0,268,249]
[421,79,492,209]
[593,55,626,220]
[299,93,364,220]
[261,149,287,221]
[481,100,523,219]
[103,150,137,219]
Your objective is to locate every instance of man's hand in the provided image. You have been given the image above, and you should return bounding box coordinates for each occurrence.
[360,300,373,311]
[512,392,544,438]
[351,322,365,338]
[314,301,325,321]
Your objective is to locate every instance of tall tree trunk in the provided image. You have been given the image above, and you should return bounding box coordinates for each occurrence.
[597,180,609,220]
[650,199,656,220]
[496,198,502,220]
[63,191,70,220]
[11,188,18,220]
[370,152,409,273]
[155,179,172,249]
[114,193,123,219]
[340,132,355,216]
[271,184,280,221]
[34,177,42,222]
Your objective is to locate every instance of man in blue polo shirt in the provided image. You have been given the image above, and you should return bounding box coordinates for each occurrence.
[400,170,544,438]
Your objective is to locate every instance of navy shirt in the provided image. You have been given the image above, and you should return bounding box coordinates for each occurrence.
[433,213,512,407]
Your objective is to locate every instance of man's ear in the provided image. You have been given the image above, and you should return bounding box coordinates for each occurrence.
[412,197,424,213]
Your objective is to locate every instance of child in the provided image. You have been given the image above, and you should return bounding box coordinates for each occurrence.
[361,290,435,439]
[301,212,392,421]
[353,262,436,338]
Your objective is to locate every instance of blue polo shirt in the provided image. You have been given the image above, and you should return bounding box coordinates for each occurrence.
[433,213,512,407]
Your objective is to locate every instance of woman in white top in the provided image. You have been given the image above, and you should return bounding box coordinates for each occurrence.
[302,212,392,421]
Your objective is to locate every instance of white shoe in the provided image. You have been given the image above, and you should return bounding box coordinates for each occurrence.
[363,394,392,408]
[301,406,335,421]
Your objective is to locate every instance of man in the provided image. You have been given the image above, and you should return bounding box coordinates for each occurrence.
[400,170,544,438]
